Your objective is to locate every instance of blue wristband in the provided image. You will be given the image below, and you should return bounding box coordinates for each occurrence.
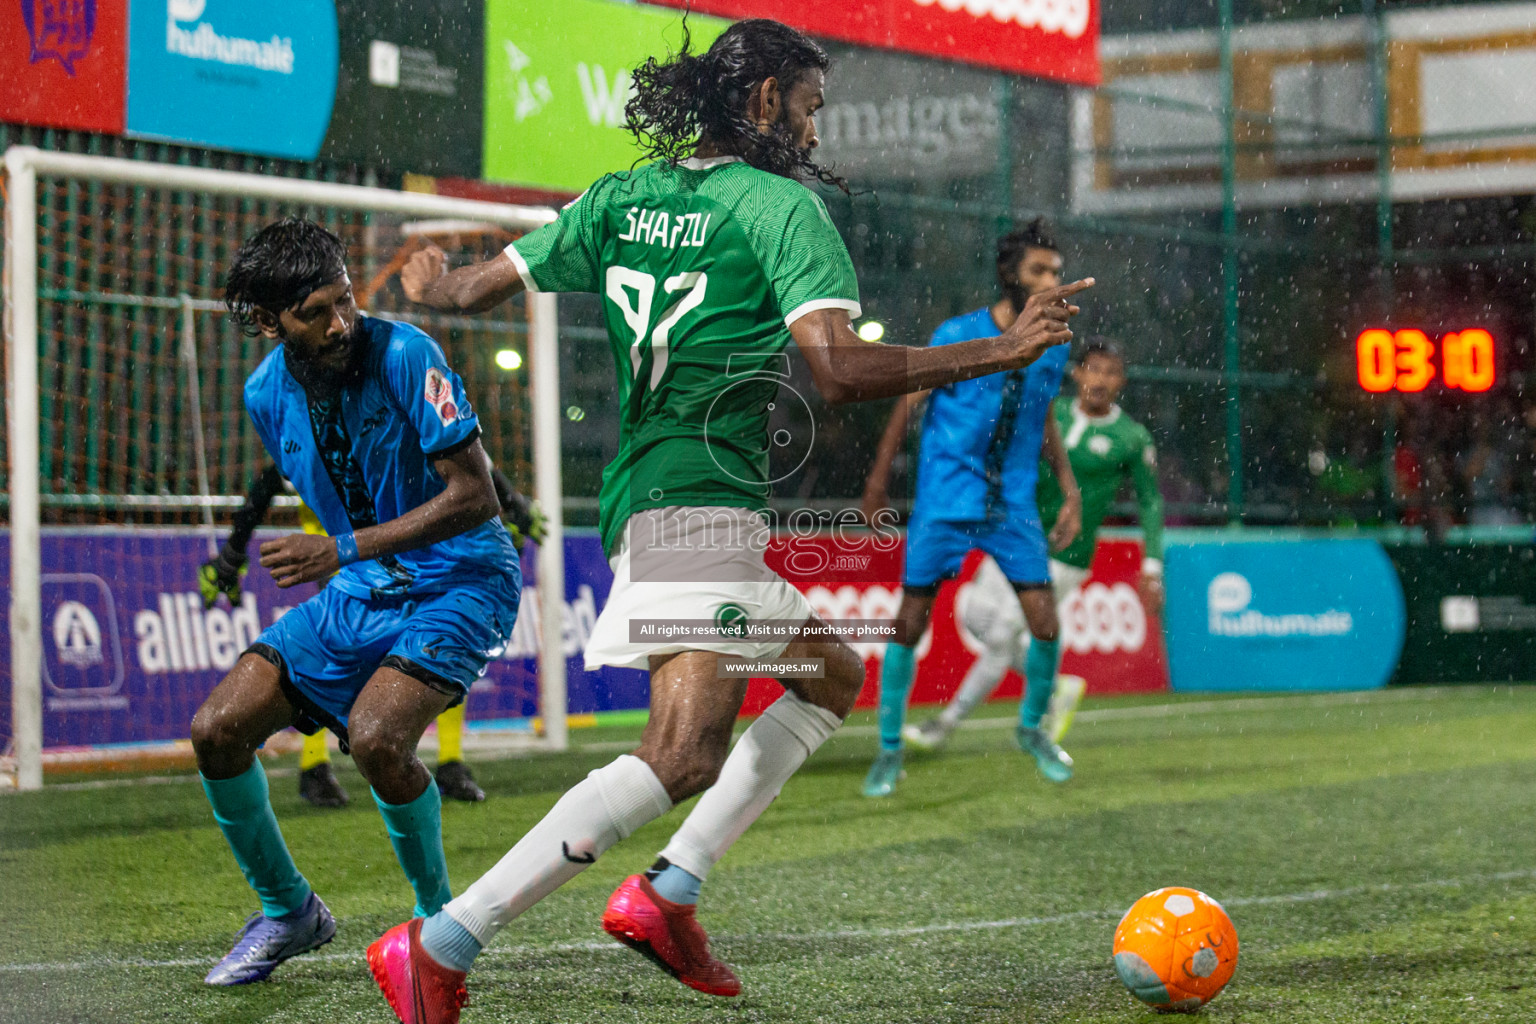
[334,533,360,567]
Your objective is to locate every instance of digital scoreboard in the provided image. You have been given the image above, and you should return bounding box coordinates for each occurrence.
[1354,328,1496,394]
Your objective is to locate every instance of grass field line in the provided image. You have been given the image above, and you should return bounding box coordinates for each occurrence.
[29,686,1488,791]
[5,864,1534,975]
[832,684,1476,740]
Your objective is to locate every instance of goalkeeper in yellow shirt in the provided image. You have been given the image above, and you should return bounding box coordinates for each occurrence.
[199,460,545,806]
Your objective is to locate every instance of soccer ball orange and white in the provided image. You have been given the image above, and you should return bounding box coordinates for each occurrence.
[1112,887,1238,1012]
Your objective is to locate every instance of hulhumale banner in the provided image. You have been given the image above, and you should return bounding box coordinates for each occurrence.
[126,0,338,159]
[0,529,646,750]
[1162,539,1406,692]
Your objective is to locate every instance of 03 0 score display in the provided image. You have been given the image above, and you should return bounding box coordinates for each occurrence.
[1355,328,1495,394]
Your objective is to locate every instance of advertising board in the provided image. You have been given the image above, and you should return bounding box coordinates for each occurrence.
[1,0,126,133]
[482,0,729,192]
[3,530,1164,751]
[126,0,338,159]
[640,0,1100,85]
[0,529,645,750]
[322,0,484,177]
[1386,543,1536,685]
[1162,539,1406,692]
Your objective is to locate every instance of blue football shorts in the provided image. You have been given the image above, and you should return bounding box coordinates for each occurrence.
[247,571,520,738]
[902,509,1050,593]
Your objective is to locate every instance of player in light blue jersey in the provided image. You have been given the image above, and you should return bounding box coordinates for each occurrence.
[861,220,1083,797]
[190,218,521,987]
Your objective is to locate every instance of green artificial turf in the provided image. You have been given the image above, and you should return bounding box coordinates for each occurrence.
[4,685,1536,1022]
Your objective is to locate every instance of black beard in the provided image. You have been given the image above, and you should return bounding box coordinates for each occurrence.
[745,122,814,180]
[286,323,366,394]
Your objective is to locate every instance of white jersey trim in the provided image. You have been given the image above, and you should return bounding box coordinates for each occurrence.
[784,297,862,327]
[680,155,744,170]
[503,243,539,293]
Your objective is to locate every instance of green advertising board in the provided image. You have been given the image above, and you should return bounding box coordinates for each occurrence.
[483,0,729,193]
[325,0,485,177]
[1386,543,1536,684]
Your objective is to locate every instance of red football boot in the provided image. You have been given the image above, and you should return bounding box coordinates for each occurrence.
[602,875,742,997]
[366,918,469,1024]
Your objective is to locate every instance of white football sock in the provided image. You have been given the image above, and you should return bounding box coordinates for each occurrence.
[658,691,841,881]
[939,646,1012,729]
[445,754,671,945]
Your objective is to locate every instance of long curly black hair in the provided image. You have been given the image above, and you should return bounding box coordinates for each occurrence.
[625,18,848,191]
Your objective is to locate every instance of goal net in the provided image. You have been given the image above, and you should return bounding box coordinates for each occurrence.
[1,146,568,791]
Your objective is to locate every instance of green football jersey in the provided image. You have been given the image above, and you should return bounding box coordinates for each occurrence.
[510,156,861,555]
[1036,398,1164,570]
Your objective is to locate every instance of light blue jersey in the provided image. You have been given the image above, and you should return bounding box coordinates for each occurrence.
[911,307,1069,524]
[244,315,520,599]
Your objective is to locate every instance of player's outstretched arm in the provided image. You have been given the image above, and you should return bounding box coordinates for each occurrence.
[860,391,927,524]
[259,438,500,588]
[1043,414,1082,552]
[790,279,1094,404]
[401,245,526,315]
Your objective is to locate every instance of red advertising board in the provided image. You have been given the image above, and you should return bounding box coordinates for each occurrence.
[745,536,1165,715]
[640,0,1099,86]
[1,1,127,134]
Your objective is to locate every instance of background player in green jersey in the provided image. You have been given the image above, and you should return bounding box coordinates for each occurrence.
[905,338,1165,752]
[368,20,1092,1020]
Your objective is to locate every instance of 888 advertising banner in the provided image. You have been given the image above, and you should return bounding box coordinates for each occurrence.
[745,535,1167,715]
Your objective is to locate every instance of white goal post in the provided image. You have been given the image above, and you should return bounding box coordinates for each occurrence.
[3,145,568,791]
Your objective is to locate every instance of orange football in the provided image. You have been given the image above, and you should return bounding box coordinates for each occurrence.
[1112,887,1238,1011]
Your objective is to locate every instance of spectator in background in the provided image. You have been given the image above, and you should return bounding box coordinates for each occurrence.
[1460,411,1521,526]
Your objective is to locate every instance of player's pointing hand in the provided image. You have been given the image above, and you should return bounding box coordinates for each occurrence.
[1001,277,1094,369]
[400,244,448,304]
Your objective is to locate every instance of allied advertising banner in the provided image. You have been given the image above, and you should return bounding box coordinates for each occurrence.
[641,0,1100,86]
[482,0,730,193]
[125,0,338,159]
[1163,539,1406,692]
[0,529,645,750]
[322,0,484,177]
[4,529,1165,752]
[0,0,127,133]
[1386,544,1536,685]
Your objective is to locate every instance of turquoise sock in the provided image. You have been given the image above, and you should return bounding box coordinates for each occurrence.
[201,761,312,919]
[420,911,482,973]
[646,858,703,905]
[373,782,452,918]
[1019,636,1059,730]
[877,643,917,752]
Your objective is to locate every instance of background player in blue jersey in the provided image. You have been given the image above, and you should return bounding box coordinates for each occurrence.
[189,218,521,987]
[861,220,1083,797]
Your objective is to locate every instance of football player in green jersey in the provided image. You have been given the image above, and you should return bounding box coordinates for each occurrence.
[367,19,1093,1017]
[905,338,1165,753]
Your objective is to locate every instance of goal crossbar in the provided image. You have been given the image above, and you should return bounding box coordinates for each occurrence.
[3,146,568,790]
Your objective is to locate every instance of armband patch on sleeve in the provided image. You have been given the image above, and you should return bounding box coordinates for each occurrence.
[424,367,458,426]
